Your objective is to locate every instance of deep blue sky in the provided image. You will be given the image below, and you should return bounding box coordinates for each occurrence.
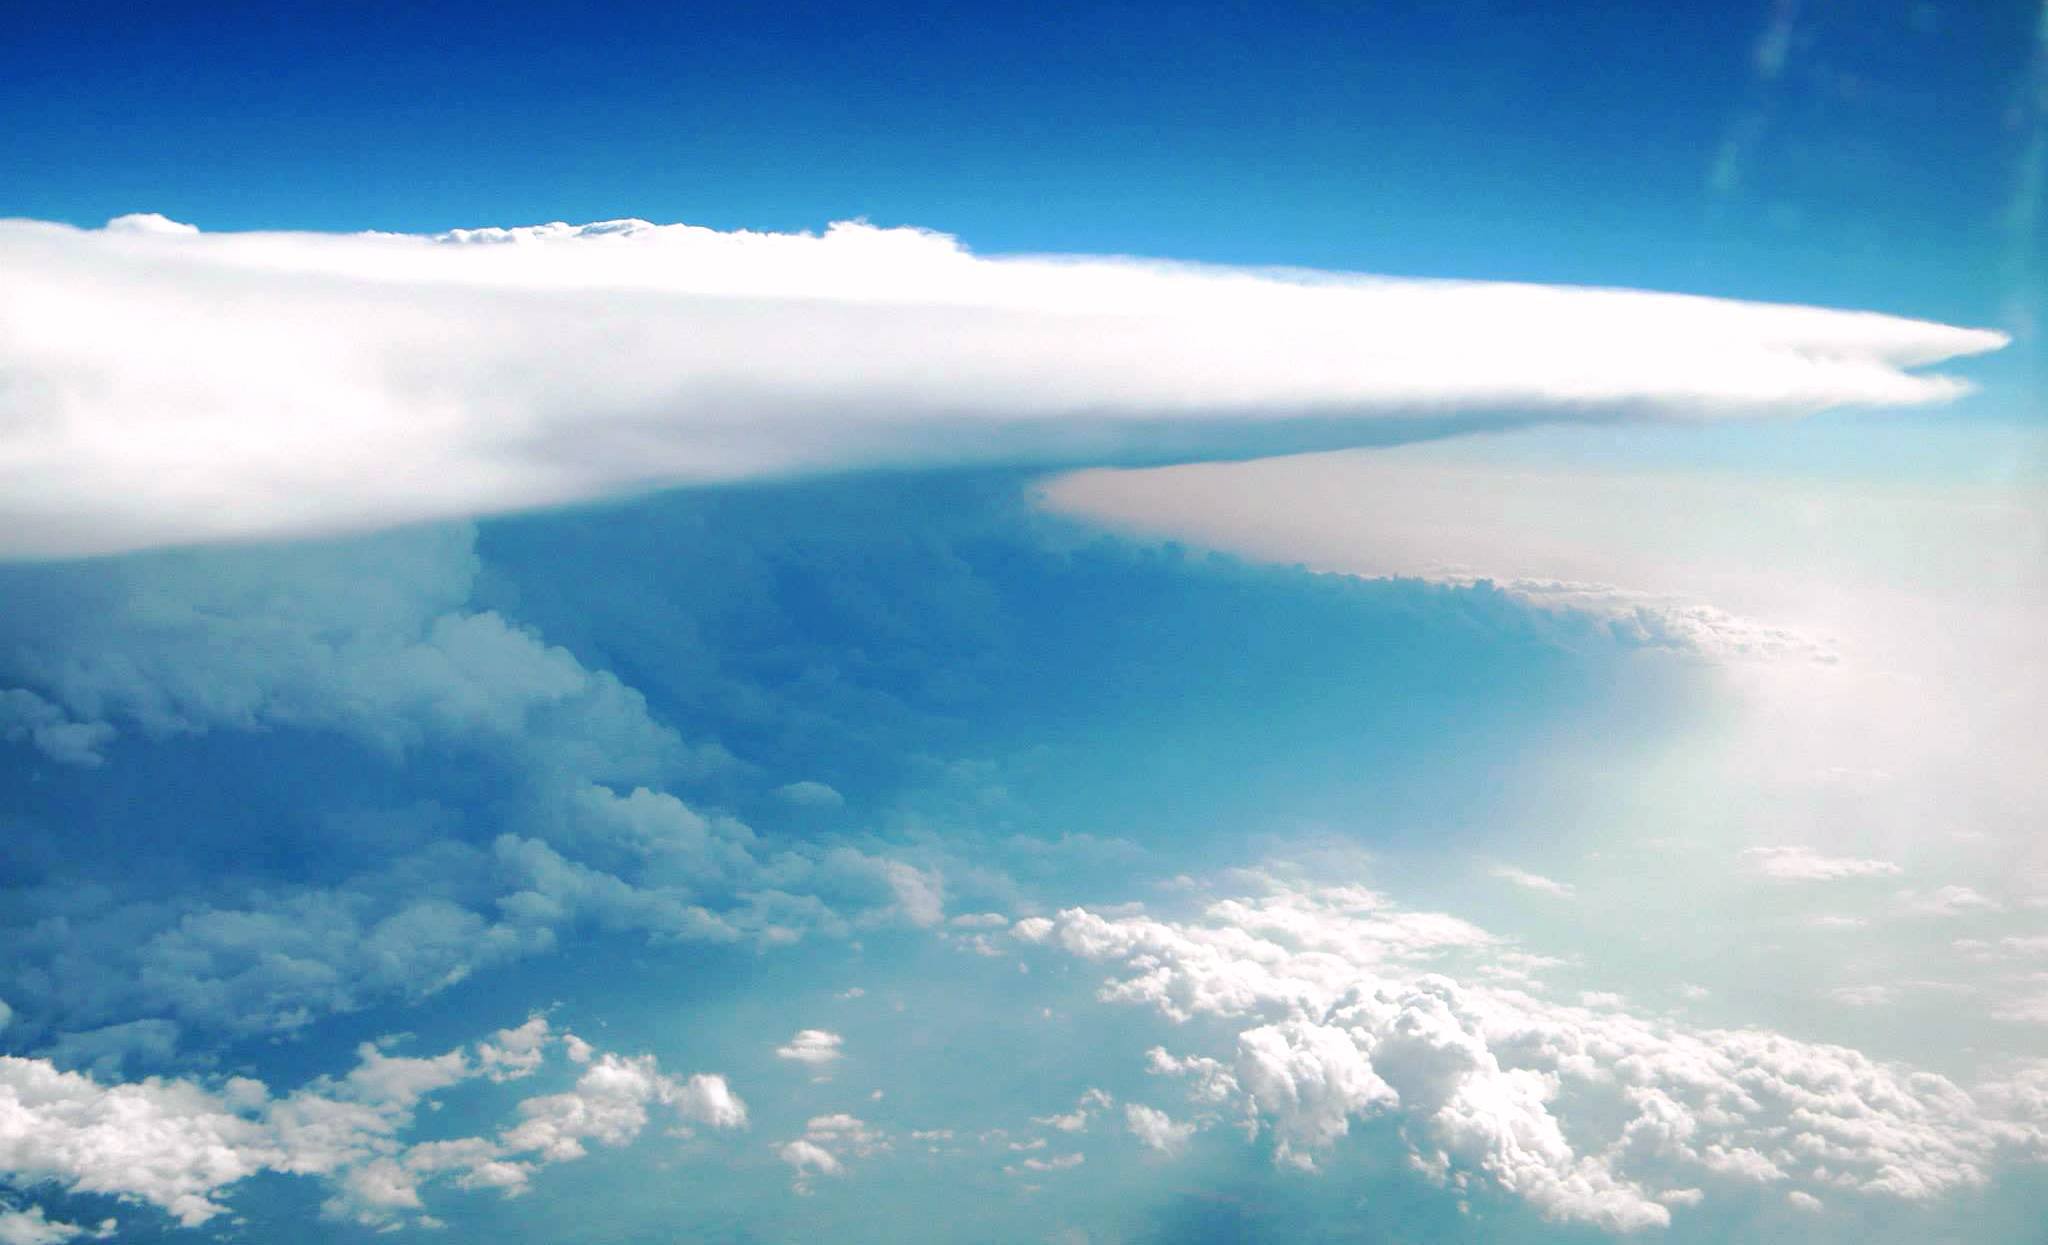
[3,0,2038,327]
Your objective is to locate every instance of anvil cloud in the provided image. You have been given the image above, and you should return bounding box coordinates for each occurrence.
[0,214,2007,558]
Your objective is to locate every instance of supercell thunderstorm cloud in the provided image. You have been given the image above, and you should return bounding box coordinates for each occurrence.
[2,2,2045,1242]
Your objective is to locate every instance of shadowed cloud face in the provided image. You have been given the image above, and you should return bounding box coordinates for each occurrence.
[4,466,2043,1243]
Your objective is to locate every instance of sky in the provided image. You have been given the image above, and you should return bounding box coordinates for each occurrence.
[2,1,2045,1243]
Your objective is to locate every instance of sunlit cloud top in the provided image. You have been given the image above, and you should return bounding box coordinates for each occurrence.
[0,215,2007,559]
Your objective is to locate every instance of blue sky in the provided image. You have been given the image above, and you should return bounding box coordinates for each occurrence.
[2,2,2045,1242]
[2,0,2039,322]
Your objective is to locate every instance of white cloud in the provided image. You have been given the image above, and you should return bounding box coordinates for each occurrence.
[1473,578,1839,665]
[0,1015,742,1233]
[0,215,2004,559]
[1008,1152,1084,1174]
[474,1015,553,1082]
[1742,846,1903,882]
[0,1208,114,1245]
[0,1054,273,1226]
[774,1029,845,1067]
[1900,885,2003,918]
[777,1114,887,1192]
[1012,916,1057,942]
[776,1138,841,1190]
[1033,1088,1114,1134]
[880,860,946,928]
[950,912,1011,929]
[774,780,845,809]
[1019,878,2048,1232]
[497,1053,743,1163]
[1124,1103,1195,1157]
[1489,864,1576,899]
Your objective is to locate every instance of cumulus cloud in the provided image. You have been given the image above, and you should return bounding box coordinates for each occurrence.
[1019,878,2048,1232]
[777,1114,887,1193]
[0,521,972,1043]
[774,1029,845,1068]
[1742,846,1903,882]
[0,690,114,767]
[1033,1088,1114,1134]
[0,215,2006,559]
[0,522,699,777]
[1124,1103,1195,1157]
[0,1208,114,1245]
[0,1015,743,1233]
[1006,1151,1085,1175]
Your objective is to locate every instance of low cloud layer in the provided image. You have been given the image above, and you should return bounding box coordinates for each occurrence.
[0,215,2006,559]
[1014,878,2048,1233]
[0,1015,743,1233]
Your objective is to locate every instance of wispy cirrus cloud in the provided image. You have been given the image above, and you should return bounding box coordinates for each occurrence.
[0,215,2005,559]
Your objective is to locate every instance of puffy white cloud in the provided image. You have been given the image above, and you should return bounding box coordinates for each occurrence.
[0,1055,273,1226]
[0,1014,741,1233]
[1012,916,1056,942]
[0,1207,114,1245]
[1021,878,2048,1232]
[777,1114,886,1192]
[1742,846,1903,882]
[774,1030,845,1068]
[1236,1018,1395,1163]
[0,215,2005,560]
[499,1053,743,1163]
[1033,1088,1114,1134]
[1124,1103,1195,1157]
[777,1138,842,1190]
[327,1053,745,1226]
[1145,1047,1240,1107]
[474,1015,553,1082]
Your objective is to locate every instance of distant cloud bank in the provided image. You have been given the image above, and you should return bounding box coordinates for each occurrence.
[0,215,2007,558]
